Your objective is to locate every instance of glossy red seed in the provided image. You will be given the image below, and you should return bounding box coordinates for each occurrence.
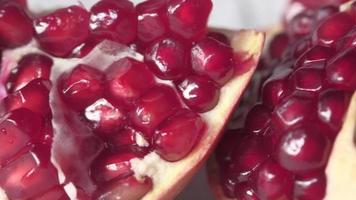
[84,98,126,136]
[272,95,315,130]
[268,33,290,60]
[294,173,326,200]
[250,160,294,200]
[95,175,152,200]
[91,150,135,184]
[318,89,351,131]
[7,54,53,92]
[1,79,51,117]
[176,75,220,113]
[192,37,234,84]
[234,182,259,200]
[275,126,332,174]
[244,104,271,135]
[59,64,103,111]
[313,12,354,47]
[34,6,90,57]
[325,47,356,90]
[131,85,182,134]
[228,136,271,182]
[220,170,237,198]
[154,109,204,161]
[294,46,335,69]
[105,58,155,103]
[109,126,150,150]
[137,0,168,43]
[262,68,292,109]
[90,0,136,44]
[0,146,60,199]
[0,108,44,166]
[145,38,189,80]
[167,0,212,41]
[0,2,32,48]
[291,65,324,93]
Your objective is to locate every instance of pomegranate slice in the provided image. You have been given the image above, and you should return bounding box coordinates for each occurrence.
[209,1,356,200]
[0,0,265,199]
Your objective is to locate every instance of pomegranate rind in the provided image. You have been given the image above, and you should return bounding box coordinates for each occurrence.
[325,93,356,200]
[140,30,264,200]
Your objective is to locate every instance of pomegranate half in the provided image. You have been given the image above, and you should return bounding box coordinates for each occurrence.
[209,1,356,200]
[0,0,264,199]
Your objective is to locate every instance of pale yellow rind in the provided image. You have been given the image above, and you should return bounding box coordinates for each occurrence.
[142,30,265,200]
[325,93,356,200]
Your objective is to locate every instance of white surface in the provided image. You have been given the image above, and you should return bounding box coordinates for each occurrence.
[26,0,288,199]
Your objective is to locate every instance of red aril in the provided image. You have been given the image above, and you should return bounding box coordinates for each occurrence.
[34,6,90,57]
[89,0,136,45]
[0,0,265,199]
[0,1,32,48]
[7,54,53,92]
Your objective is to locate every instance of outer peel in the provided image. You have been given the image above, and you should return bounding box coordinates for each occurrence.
[139,30,264,200]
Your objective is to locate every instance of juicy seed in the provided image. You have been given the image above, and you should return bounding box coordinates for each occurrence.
[105,58,155,103]
[7,54,53,92]
[294,173,327,200]
[154,109,205,161]
[244,104,271,135]
[228,136,271,183]
[176,75,220,113]
[325,47,356,90]
[318,89,351,131]
[0,108,44,167]
[312,12,354,47]
[167,0,212,41]
[34,6,90,57]
[145,38,190,80]
[95,175,152,200]
[91,150,136,185]
[287,10,314,40]
[84,98,126,136]
[291,65,325,93]
[294,45,335,69]
[131,85,182,136]
[234,182,259,200]
[0,2,33,48]
[90,0,137,44]
[59,64,104,111]
[250,160,294,200]
[136,0,168,43]
[191,37,235,84]
[275,126,332,174]
[272,95,315,130]
[0,146,61,200]
[1,79,51,117]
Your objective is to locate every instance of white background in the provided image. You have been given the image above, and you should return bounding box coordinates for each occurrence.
[27,0,288,199]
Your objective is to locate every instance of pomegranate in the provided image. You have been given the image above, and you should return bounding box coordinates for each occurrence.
[209,1,356,200]
[0,0,264,199]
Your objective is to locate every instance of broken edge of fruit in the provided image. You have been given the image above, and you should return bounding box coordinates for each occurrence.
[140,29,265,200]
[325,92,356,200]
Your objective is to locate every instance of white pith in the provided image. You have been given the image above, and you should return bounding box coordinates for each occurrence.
[0,29,264,200]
